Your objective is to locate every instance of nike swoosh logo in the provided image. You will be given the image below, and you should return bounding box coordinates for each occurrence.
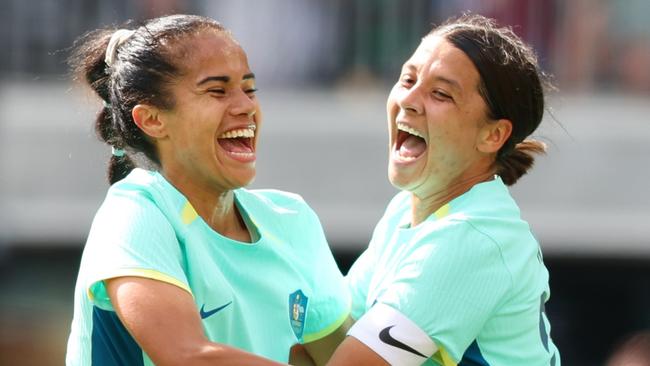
[200,301,232,319]
[379,325,426,358]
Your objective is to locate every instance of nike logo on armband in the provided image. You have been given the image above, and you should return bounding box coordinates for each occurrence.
[200,301,232,319]
[379,325,427,358]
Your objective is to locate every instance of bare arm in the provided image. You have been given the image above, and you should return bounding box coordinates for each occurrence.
[326,303,437,366]
[327,336,389,366]
[302,316,355,365]
[289,344,316,366]
[106,276,286,366]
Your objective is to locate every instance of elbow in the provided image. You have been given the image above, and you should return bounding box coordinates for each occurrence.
[151,342,231,366]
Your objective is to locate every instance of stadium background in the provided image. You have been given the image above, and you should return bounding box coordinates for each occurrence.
[1,0,649,364]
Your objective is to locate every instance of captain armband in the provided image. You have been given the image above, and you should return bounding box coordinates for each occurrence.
[348,303,438,365]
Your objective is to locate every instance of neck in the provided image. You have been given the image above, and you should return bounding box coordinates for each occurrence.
[162,171,251,243]
[410,169,495,227]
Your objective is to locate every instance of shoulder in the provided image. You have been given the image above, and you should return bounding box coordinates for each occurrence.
[373,190,411,231]
[237,188,312,215]
[92,169,177,235]
[412,218,505,261]
[398,206,516,284]
[438,177,532,249]
[453,176,521,221]
[458,176,538,250]
[106,168,163,203]
[83,170,183,266]
[104,168,186,219]
[422,177,539,280]
[385,190,411,214]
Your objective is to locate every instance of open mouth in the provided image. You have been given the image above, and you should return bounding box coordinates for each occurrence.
[217,125,256,162]
[394,122,427,162]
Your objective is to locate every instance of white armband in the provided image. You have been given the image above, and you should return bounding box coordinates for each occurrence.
[348,303,437,365]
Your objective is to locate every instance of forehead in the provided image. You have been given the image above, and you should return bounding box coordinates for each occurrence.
[175,31,251,82]
[406,35,480,92]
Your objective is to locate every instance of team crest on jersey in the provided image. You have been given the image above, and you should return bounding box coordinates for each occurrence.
[288,289,308,340]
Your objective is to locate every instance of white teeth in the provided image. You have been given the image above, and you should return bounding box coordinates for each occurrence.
[229,151,254,157]
[219,127,255,139]
[393,149,418,161]
[396,123,424,139]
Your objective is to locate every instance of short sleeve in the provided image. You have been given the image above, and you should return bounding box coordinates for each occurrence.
[298,204,351,343]
[345,247,375,320]
[82,189,190,310]
[347,190,410,320]
[378,222,512,362]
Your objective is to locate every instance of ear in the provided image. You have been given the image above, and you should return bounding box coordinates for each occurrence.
[132,104,167,139]
[477,119,512,154]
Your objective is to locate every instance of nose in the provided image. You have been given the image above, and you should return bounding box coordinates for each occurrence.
[397,85,423,115]
[229,89,257,119]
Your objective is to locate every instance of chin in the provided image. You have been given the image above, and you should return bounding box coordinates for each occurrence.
[226,167,256,190]
[238,172,257,188]
[388,165,412,191]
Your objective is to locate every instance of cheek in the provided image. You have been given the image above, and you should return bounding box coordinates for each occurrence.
[253,103,262,120]
[426,133,463,167]
[386,86,401,119]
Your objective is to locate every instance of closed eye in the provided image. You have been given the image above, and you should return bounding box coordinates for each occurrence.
[400,76,415,87]
[208,88,226,96]
[433,89,452,101]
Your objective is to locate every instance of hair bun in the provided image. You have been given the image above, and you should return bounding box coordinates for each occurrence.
[496,139,546,185]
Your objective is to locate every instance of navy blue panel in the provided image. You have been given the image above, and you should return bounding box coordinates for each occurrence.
[459,340,490,366]
[92,306,144,366]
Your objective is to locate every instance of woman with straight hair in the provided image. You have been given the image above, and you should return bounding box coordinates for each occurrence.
[329,14,560,366]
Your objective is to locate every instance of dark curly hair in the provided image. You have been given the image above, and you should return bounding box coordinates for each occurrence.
[69,14,229,184]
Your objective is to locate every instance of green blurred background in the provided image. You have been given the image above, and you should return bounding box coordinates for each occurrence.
[1,1,649,365]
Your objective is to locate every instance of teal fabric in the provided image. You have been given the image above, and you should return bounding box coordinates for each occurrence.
[347,177,560,365]
[66,168,349,365]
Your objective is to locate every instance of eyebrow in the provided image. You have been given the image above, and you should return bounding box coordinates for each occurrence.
[403,64,463,94]
[196,73,256,86]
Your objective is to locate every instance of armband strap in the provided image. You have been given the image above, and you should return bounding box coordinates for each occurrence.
[348,303,437,365]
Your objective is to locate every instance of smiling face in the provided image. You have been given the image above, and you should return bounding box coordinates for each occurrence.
[152,30,261,194]
[387,35,499,198]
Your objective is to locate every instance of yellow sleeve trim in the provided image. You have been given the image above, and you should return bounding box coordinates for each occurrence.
[431,345,457,366]
[181,201,199,225]
[86,268,193,301]
[434,204,451,219]
[303,308,351,343]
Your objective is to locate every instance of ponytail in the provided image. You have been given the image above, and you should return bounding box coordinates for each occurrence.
[70,28,138,184]
[70,29,113,101]
[70,15,227,185]
[496,139,546,186]
[108,155,137,184]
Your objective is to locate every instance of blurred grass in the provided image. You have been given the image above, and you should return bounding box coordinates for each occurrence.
[0,247,81,366]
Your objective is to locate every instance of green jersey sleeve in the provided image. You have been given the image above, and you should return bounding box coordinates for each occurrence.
[249,189,350,344]
[347,190,410,321]
[345,248,374,321]
[297,201,350,343]
[83,187,190,310]
[379,221,513,362]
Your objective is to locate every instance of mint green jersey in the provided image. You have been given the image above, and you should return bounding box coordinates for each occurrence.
[66,168,349,365]
[346,177,559,365]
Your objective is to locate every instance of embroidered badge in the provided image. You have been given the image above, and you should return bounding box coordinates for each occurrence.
[288,289,308,340]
